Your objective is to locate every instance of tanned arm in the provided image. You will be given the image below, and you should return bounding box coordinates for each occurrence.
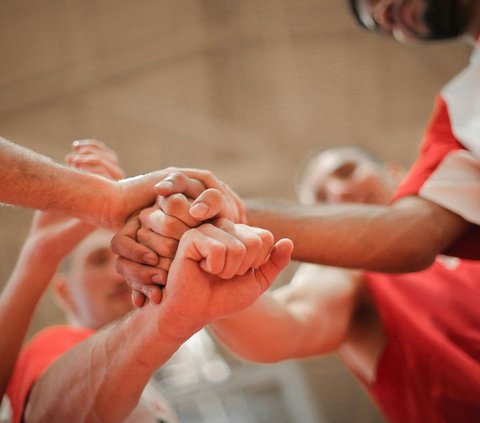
[245,195,469,272]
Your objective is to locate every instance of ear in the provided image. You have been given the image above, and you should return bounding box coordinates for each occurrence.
[53,274,77,315]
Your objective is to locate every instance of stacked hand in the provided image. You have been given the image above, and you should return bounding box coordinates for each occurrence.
[158,219,293,339]
[112,170,292,320]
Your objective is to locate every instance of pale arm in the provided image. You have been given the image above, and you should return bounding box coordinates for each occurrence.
[0,217,94,401]
[24,305,182,423]
[0,137,117,225]
[0,137,175,230]
[0,140,124,400]
[24,222,292,423]
[246,195,470,272]
[210,264,363,362]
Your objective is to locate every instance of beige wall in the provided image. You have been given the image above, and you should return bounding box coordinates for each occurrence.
[0,1,471,422]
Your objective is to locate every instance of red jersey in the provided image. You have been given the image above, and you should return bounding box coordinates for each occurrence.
[7,325,178,423]
[6,326,93,423]
[393,41,480,259]
[364,258,480,423]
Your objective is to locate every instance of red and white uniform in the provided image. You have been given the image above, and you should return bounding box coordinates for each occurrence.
[393,41,480,259]
[7,326,178,423]
[364,258,480,423]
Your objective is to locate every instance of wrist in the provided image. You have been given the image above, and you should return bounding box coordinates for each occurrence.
[89,177,121,230]
[152,300,204,343]
[123,304,198,370]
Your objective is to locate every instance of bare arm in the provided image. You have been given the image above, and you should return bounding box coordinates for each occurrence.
[24,305,178,423]
[0,137,177,230]
[210,264,363,362]
[0,141,124,400]
[0,216,94,401]
[246,195,470,272]
[24,221,292,423]
[0,138,117,223]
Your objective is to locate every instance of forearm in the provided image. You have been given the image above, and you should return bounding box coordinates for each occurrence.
[0,249,61,399]
[210,295,313,363]
[25,303,192,423]
[0,138,117,228]
[245,197,467,272]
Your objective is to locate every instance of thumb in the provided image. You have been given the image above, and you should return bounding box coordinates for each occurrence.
[255,238,293,290]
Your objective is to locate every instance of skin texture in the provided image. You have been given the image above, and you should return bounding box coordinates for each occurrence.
[0,137,214,232]
[0,140,122,401]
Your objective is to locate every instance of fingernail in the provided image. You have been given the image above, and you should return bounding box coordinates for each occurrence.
[142,253,158,265]
[152,274,165,283]
[190,202,209,218]
[155,180,174,190]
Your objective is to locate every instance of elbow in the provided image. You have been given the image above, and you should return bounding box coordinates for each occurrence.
[376,247,437,273]
[364,241,437,273]
[394,245,437,273]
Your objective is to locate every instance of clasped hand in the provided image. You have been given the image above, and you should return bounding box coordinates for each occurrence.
[111,170,293,324]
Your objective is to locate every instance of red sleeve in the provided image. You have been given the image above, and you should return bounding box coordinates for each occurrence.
[6,325,94,423]
[392,95,465,202]
[391,95,480,259]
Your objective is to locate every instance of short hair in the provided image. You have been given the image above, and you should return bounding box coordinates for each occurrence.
[348,0,368,29]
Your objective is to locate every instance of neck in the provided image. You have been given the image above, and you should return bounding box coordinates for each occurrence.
[462,1,480,45]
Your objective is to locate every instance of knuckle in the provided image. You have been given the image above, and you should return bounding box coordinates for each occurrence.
[244,234,262,251]
[162,216,180,236]
[231,242,246,257]
[215,217,229,229]
[211,242,227,257]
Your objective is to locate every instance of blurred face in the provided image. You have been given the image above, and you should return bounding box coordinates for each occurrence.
[64,230,133,330]
[298,149,396,206]
[354,0,471,41]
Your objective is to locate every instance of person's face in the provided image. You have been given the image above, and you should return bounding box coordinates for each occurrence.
[354,0,470,42]
[298,150,397,206]
[62,231,133,330]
